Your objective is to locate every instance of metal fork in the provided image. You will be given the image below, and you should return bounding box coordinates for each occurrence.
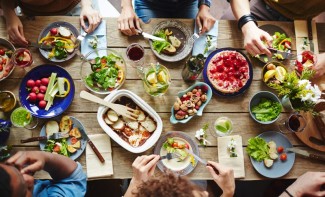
[160,152,181,160]
[188,33,199,45]
[80,90,139,120]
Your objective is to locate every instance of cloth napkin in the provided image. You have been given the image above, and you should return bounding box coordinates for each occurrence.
[80,20,107,59]
[217,135,245,179]
[192,21,219,57]
[86,134,114,178]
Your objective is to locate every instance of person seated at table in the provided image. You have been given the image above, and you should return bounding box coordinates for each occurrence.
[118,0,216,36]
[0,151,86,197]
[279,171,325,197]
[124,155,235,197]
[221,0,325,78]
[0,0,101,46]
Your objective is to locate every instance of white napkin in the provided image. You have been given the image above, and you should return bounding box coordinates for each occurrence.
[192,21,219,57]
[86,134,114,178]
[217,135,245,179]
[80,20,107,59]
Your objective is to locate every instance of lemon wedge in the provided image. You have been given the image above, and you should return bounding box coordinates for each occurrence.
[157,70,168,83]
[264,70,276,82]
[275,66,286,82]
[146,72,157,84]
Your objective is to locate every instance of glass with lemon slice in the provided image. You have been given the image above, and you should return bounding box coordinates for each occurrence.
[142,63,171,96]
[212,117,233,137]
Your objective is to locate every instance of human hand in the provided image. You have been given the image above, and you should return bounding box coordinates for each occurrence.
[313,53,325,78]
[285,172,325,197]
[196,5,216,35]
[118,5,141,36]
[6,151,47,174]
[206,161,235,197]
[131,155,160,184]
[80,5,102,33]
[6,14,28,46]
[241,22,273,57]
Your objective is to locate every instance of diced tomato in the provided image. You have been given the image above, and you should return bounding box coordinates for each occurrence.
[53,145,60,153]
[172,142,178,148]
[0,49,5,56]
[2,58,6,65]
[185,143,189,149]
[71,137,78,145]
[142,131,150,138]
[280,153,287,161]
[277,146,284,153]
[284,41,291,49]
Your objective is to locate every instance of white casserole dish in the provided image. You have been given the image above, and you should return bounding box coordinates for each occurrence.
[97,89,163,153]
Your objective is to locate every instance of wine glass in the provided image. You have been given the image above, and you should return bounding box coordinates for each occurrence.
[10,107,38,130]
[126,43,145,68]
[277,112,306,133]
[11,48,33,73]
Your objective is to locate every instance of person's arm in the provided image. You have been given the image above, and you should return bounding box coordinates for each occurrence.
[314,53,325,78]
[230,0,272,57]
[196,0,216,35]
[206,161,235,197]
[118,0,141,36]
[124,155,160,197]
[279,172,325,197]
[1,0,28,46]
[80,0,102,33]
[6,151,77,181]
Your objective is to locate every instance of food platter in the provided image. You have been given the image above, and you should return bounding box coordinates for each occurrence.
[154,131,199,176]
[39,116,87,161]
[19,64,75,118]
[149,20,192,62]
[249,131,295,178]
[0,38,15,81]
[203,48,253,97]
[38,21,79,62]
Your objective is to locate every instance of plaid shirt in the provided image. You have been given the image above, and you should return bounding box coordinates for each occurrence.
[198,0,211,7]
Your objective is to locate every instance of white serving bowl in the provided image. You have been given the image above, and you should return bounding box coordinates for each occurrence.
[97,89,163,153]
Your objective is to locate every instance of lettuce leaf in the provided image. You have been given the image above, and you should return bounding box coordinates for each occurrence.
[246,137,269,162]
[252,98,282,122]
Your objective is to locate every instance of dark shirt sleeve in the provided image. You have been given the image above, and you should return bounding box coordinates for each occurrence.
[198,0,211,8]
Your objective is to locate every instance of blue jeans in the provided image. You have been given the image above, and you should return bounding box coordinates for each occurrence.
[135,0,198,23]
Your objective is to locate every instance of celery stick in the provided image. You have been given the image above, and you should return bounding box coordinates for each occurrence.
[57,77,65,95]
[50,83,59,97]
[45,96,54,111]
[45,73,57,101]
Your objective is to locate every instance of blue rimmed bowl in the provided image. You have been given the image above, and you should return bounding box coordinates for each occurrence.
[170,82,212,124]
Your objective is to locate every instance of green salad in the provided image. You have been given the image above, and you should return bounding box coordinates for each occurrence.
[44,138,70,157]
[251,98,282,122]
[246,137,269,162]
[152,30,170,54]
[85,53,124,91]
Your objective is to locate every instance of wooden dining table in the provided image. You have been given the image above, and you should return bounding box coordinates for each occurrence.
[0,16,324,181]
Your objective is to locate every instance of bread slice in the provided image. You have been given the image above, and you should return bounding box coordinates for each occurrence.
[72,140,81,149]
[67,145,77,154]
[169,36,181,48]
[60,116,73,133]
[140,117,156,133]
[163,44,176,55]
[46,120,59,137]
[69,128,82,138]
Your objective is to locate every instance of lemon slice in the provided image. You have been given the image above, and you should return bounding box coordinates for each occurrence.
[263,70,276,82]
[157,70,168,83]
[146,72,157,84]
[275,66,286,82]
[215,119,232,133]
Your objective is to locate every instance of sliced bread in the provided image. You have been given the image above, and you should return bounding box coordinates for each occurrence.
[46,120,59,137]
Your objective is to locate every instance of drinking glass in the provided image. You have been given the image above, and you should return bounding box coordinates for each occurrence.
[10,107,38,129]
[278,112,306,133]
[211,117,233,137]
[11,48,33,72]
[0,91,16,112]
[125,43,145,68]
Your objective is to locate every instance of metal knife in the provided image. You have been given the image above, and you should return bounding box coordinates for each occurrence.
[286,147,325,162]
[267,48,294,60]
[184,148,207,165]
[136,29,165,42]
[84,133,105,163]
[307,20,314,52]
[28,42,53,50]
[21,132,69,143]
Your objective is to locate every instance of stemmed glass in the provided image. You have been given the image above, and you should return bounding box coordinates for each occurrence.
[277,112,307,133]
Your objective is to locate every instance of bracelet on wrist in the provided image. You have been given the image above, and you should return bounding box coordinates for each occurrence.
[198,0,211,8]
[237,14,258,31]
[284,189,293,197]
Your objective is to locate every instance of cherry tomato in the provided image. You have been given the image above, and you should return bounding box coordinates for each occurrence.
[70,137,78,145]
[53,145,60,153]
[50,28,58,35]
[172,142,178,148]
[280,153,287,161]
[185,143,189,149]
[277,146,284,153]
[0,49,5,56]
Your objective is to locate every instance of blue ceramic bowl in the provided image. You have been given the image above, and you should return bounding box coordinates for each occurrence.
[19,64,75,118]
[249,91,282,124]
[170,82,212,124]
[203,48,253,97]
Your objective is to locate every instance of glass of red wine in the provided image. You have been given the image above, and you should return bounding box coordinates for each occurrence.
[11,48,33,71]
[126,43,145,68]
[278,112,307,133]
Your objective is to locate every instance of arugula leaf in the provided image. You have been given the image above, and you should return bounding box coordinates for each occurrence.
[246,137,269,162]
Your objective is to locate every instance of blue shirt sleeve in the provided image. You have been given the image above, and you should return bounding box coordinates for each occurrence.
[198,0,211,8]
[33,162,87,197]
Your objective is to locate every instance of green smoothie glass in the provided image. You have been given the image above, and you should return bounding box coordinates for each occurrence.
[10,107,38,129]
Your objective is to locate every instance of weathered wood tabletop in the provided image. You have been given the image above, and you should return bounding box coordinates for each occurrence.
[0,16,324,180]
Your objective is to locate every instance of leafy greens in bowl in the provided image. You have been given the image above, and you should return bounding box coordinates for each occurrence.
[80,48,126,94]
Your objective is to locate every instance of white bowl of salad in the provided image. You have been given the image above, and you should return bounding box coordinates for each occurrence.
[80,48,126,94]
